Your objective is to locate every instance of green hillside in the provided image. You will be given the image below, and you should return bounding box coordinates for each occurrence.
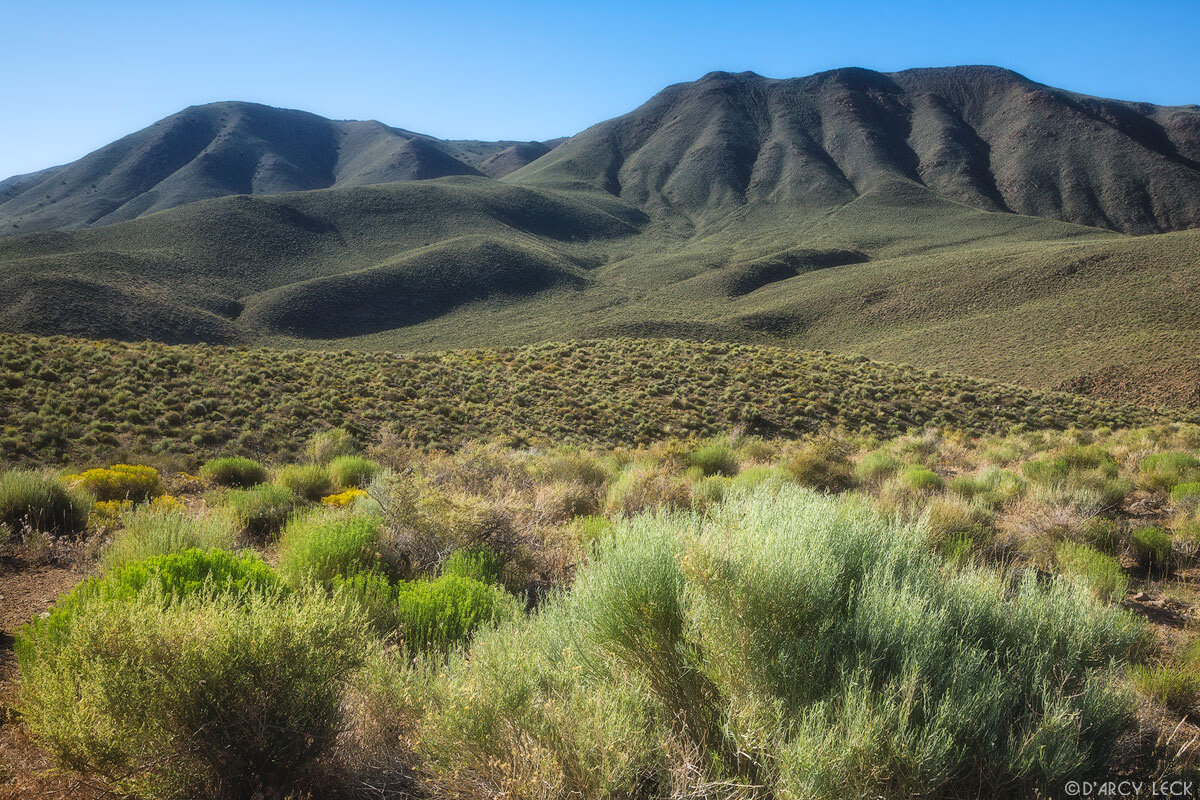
[0,333,1191,466]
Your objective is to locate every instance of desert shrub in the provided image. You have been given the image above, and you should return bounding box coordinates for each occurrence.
[101,506,237,570]
[1138,452,1200,492]
[690,474,729,510]
[1056,542,1128,603]
[899,465,943,492]
[222,483,295,538]
[1080,517,1124,555]
[1131,664,1200,713]
[563,487,1146,796]
[1058,445,1116,471]
[198,456,267,488]
[924,494,991,551]
[395,574,517,656]
[328,455,379,490]
[566,515,612,554]
[533,453,610,487]
[307,427,359,464]
[321,487,369,508]
[855,450,903,483]
[685,442,739,477]
[441,547,504,585]
[534,480,599,522]
[784,441,855,493]
[332,571,399,633]
[604,464,691,516]
[67,464,162,502]
[1131,526,1173,574]
[1022,457,1071,485]
[17,588,367,799]
[0,469,92,539]
[275,464,334,502]
[1171,482,1200,507]
[277,512,398,588]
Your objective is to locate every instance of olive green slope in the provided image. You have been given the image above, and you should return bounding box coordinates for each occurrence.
[1,334,1191,466]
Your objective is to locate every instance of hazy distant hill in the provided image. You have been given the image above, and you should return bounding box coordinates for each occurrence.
[0,66,1197,407]
[0,102,558,234]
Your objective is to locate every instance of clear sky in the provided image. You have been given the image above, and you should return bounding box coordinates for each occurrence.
[3,0,1198,179]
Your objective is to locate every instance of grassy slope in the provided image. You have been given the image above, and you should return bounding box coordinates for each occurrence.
[1,333,1192,466]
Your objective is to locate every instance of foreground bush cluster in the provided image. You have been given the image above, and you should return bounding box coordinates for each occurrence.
[2,332,1188,464]
[5,423,1200,797]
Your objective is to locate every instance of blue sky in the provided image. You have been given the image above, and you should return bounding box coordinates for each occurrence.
[3,0,1198,179]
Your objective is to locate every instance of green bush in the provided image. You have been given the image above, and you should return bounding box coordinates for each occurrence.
[332,571,399,633]
[604,465,690,516]
[306,427,359,465]
[441,547,504,585]
[395,574,516,655]
[855,450,903,483]
[0,469,92,539]
[1171,482,1200,506]
[1022,457,1071,484]
[1131,664,1200,713]
[532,452,610,487]
[198,457,268,488]
[277,512,397,587]
[222,483,295,538]
[1056,541,1128,603]
[1138,452,1200,492]
[327,455,379,490]
[1131,526,1173,574]
[899,465,944,492]
[17,588,367,799]
[275,464,334,502]
[101,506,237,570]
[685,442,739,477]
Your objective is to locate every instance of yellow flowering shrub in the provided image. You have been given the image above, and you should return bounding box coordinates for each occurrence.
[149,494,185,512]
[320,488,368,508]
[90,499,133,526]
[66,464,163,502]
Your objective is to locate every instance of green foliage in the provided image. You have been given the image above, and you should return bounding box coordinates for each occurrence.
[1131,526,1173,574]
[274,464,334,502]
[327,455,379,490]
[1131,664,1200,714]
[685,442,739,477]
[277,512,397,588]
[221,483,295,538]
[1139,452,1200,492]
[198,456,268,488]
[1056,541,1129,603]
[441,547,504,585]
[604,464,690,516]
[331,571,399,633]
[306,427,359,465]
[101,506,237,570]
[899,465,944,492]
[17,588,367,799]
[394,574,516,656]
[1171,481,1200,506]
[855,450,903,483]
[0,469,92,539]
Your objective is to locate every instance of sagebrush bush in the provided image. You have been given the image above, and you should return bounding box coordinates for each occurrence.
[604,464,690,516]
[532,453,609,487]
[328,455,379,490]
[0,469,92,539]
[221,483,294,538]
[67,464,162,502]
[395,574,517,655]
[198,456,268,488]
[277,512,399,587]
[332,571,399,633]
[307,427,359,464]
[1138,452,1200,492]
[1131,664,1200,713]
[855,450,903,483]
[18,588,368,799]
[1171,482,1200,507]
[275,464,334,502]
[101,506,237,570]
[899,465,944,492]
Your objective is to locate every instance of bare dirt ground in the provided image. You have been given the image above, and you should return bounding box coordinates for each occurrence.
[0,549,112,800]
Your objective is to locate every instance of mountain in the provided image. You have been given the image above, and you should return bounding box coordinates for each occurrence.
[0,101,560,234]
[513,66,1200,235]
[0,65,1197,408]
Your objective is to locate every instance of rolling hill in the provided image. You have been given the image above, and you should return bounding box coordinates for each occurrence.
[0,65,1197,408]
[0,101,561,234]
